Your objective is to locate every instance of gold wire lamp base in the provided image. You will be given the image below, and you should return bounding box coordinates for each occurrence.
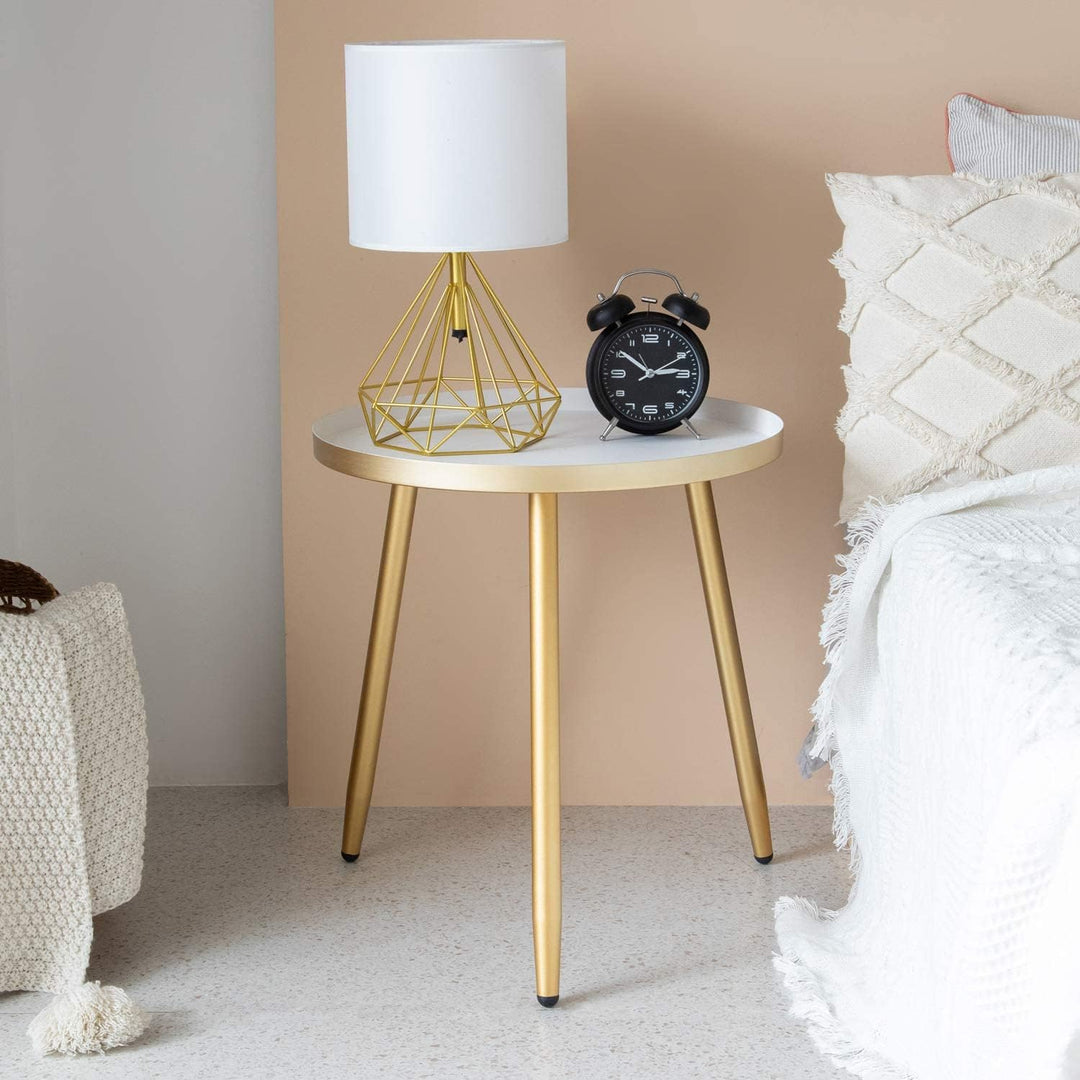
[358,253,561,455]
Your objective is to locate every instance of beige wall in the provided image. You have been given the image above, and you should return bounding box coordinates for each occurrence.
[277,0,1080,806]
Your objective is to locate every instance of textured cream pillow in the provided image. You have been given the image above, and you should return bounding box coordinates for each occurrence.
[829,172,1080,521]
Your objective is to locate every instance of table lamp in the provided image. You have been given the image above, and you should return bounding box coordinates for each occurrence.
[345,40,567,455]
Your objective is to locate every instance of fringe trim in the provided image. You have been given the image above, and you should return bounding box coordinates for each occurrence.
[800,496,896,865]
[773,900,911,1080]
[778,501,916,1080]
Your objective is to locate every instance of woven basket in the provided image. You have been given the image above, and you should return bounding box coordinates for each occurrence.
[0,559,59,615]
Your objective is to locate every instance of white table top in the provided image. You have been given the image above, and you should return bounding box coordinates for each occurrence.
[313,388,783,494]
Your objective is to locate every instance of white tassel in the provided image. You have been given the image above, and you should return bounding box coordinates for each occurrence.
[27,982,147,1056]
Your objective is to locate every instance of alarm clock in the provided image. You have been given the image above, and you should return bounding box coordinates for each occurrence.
[585,268,711,439]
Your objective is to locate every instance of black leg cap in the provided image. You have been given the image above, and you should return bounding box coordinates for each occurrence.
[537,995,559,1008]
[341,850,359,863]
[755,853,773,865]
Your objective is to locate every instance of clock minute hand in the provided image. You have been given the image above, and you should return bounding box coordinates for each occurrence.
[616,350,650,374]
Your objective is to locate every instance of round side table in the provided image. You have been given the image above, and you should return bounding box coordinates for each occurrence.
[312,387,783,1007]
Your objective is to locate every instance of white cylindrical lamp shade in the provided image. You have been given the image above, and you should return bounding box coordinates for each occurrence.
[345,40,567,253]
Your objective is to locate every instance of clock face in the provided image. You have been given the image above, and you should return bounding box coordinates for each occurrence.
[587,314,709,434]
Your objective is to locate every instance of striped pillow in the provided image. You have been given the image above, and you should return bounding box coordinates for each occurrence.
[948,94,1080,178]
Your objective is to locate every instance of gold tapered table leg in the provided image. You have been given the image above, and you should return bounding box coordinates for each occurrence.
[685,481,773,864]
[529,492,561,1006]
[341,484,418,862]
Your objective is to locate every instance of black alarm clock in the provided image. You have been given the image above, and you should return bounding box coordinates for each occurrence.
[585,268,711,439]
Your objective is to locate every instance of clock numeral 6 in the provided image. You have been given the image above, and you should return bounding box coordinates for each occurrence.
[643,405,658,415]
[611,369,626,378]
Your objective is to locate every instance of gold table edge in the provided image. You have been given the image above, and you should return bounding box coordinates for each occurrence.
[312,427,783,493]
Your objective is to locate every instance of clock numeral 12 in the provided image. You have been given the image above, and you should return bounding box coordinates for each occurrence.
[641,333,659,343]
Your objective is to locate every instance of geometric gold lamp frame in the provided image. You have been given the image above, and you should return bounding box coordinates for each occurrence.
[358,253,561,455]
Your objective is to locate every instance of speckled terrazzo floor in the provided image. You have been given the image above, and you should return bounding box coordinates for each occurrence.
[0,789,849,1079]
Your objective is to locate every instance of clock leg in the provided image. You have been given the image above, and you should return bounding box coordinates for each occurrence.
[529,492,562,1006]
[685,481,773,864]
[341,483,418,862]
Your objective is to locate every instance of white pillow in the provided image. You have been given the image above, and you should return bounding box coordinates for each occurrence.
[829,171,1080,521]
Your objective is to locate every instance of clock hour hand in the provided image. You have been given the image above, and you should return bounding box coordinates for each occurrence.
[616,350,650,374]
[653,367,689,376]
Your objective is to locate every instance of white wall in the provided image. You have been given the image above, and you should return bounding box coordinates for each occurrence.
[1,1,284,784]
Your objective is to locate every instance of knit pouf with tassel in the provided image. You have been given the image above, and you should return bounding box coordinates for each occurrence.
[0,564,149,1055]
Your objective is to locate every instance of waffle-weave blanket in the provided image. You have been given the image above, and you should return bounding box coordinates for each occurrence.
[777,466,1080,1079]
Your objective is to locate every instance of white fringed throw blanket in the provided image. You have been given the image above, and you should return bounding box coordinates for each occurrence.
[776,466,1080,1080]
[0,584,148,1054]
